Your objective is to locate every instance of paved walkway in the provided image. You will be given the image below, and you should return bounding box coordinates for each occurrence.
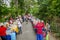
[17,21,36,40]
[17,21,56,40]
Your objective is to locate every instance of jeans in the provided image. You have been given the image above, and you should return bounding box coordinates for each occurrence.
[6,35,11,40]
[36,34,44,40]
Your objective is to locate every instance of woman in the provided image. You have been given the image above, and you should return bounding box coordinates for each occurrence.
[45,22,50,40]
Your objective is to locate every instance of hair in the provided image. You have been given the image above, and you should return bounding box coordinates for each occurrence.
[1,25,4,27]
[46,21,50,24]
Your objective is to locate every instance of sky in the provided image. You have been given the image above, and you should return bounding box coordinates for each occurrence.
[3,0,10,7]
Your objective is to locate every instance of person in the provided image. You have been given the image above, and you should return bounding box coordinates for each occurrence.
[5,23,11,40]
[36,20,44,40]
[45,22,50,40]
[46,32,50,40]
[9,17,14,24]
[30,17,34,26]
[22,15,25,22]
[9,18,13,24]
[18,15,23,24]
[45,22,50,32]
[0,25,7,40]
[33,19,38,33]
[41,20,47,39]
[17,19,22,34]
[25,15,28,24]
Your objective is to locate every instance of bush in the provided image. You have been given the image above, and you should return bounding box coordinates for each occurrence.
[50,21,60,37]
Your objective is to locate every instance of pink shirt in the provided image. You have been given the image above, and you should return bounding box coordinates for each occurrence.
[36,22,44,34]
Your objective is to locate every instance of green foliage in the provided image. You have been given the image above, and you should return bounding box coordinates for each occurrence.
[0,0,60,36]
[18,0,24,14]
[32,0,60,21]
[0,4,9,18]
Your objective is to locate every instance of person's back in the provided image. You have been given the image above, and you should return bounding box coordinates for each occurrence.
[36,21,44,40]
[36,22,44,34]
[0,25,7,40]
[0,25,7,36]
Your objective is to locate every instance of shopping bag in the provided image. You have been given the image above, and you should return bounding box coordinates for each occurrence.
[10,32,16,40]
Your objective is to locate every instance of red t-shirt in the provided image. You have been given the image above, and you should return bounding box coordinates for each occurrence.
[0,26,7,36]
[36,22,44,34]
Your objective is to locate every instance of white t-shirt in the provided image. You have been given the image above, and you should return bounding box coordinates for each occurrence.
[17,21,22,27]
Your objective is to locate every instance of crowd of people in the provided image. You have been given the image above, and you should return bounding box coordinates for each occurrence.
[29,15,50,40]
[0,13,50,40]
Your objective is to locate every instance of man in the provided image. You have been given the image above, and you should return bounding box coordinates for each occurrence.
[0,25,7,40]
[36,20,44,40]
